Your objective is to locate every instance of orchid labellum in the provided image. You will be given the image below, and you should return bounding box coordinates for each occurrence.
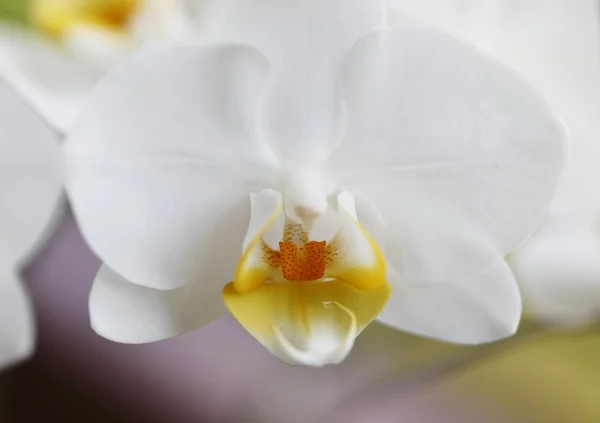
[0,78,63,369]
[64,0,567,366]
[0,0,229,133]
[388,0,600,328]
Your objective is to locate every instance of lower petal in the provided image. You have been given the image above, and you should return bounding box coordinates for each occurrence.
[377,226,522,344]
[223,280,390,366]
[90,265,225,343]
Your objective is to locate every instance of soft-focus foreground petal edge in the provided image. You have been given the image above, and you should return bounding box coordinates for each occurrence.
[0,24,94,133]
[0,77,64,268]
[0,263,34,370]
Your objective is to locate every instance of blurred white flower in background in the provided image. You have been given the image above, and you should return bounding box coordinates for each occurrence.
[63,0,566,366]
[0,78,63,369]
[0,0,230,133]
[388,0,600,328]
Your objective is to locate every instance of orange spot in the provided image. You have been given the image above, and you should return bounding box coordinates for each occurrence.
[279,241,327,281]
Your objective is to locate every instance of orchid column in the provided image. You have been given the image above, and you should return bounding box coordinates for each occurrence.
[63,0,567,367]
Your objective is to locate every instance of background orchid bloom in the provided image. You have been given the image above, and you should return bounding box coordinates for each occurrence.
[0,0,230,134]
[64,0,567,366]
[0,77,63,369]
[388,0,600,328]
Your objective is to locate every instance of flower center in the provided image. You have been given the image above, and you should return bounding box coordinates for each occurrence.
[279,240,327,281]
[222,190,391,366]
[261,221,340,282]
[30,0,141,39]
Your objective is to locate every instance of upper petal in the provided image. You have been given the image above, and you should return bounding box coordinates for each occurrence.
[64,44,275,289]
[220,0,387,164]
[0,78,63,268]
[0,24,96,133]
[332,27,567,253]
[508,211,600,328]
[388,0,600,220]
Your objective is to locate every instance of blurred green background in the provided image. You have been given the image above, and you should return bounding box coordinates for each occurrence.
[0,0,28,24]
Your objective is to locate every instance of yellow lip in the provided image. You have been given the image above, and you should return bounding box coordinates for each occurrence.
[223,189,391,365]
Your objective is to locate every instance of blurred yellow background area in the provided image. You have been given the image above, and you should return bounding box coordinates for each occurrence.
[432,328,600,423]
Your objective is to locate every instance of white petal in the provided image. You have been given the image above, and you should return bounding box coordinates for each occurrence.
[0,25,96,133]
[0,78,63,268]
[375,220,521,344]
[333,27,566,253]
[64,45,274,290]
[385,4,600,332]
[0,261,34,369]
[332,28,567,343]
[508,212,600,328]
[221,0,387,164]
[90,264,225,343]
[388,0,600,219]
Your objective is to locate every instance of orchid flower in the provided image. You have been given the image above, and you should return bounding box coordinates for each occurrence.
[389,0,600,328]
[0,0,230,133]
[63,0,567,366]
[0,78,63,369]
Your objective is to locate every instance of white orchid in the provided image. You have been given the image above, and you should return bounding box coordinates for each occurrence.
[0,78,63,369]
[389,0,600,328]
[64,0,567,366]
[0,0,230,133]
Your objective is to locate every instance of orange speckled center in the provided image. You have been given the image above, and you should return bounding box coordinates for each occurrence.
[258,222,342,283]
[279,241,327,281]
